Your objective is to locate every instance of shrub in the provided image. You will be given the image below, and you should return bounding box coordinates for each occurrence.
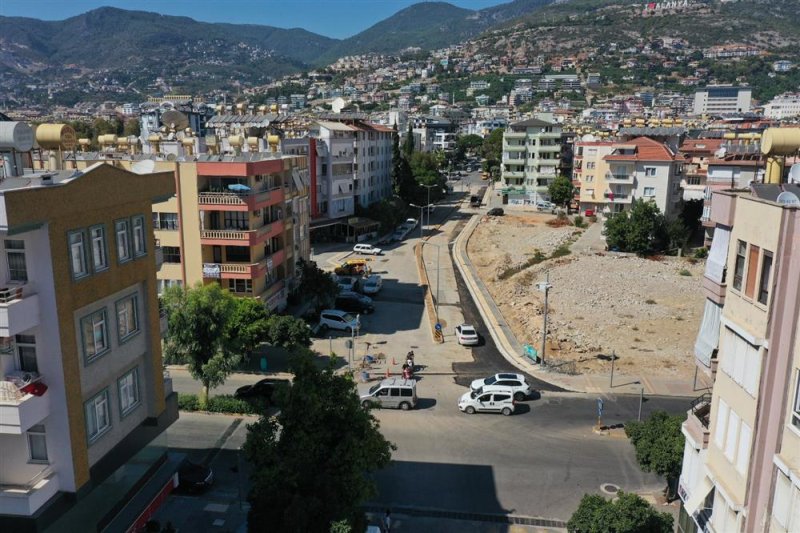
[693,247,708,259]
[497,249,547,280]
[573,215,585,228]
[178,393,199,411]
[551,244,572,258]
[679,269,692,276]
[588,215,597,223]
[645,299,657,305]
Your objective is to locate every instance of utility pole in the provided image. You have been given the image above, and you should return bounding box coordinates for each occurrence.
[536,272,552,365]
[436,245,440,316]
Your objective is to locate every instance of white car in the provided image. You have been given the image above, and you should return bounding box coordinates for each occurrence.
[353,243,382,255]
[455,324,479,345]
[318,310,360,333]
[361,275,382,295]
[458,389,516,416]
[402,218,418,229]
[470,373,532,401]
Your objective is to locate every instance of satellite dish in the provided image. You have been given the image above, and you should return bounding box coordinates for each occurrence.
[789,164,800,184]
[131,160,156,175]
[161,110,190,131]
[776,191,800,206]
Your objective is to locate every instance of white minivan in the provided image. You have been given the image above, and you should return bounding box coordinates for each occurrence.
[361,378,417,410]
[458,388,516,416]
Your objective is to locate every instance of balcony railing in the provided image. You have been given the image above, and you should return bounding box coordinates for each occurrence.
[197,187,284,209]
[0,372,49,434]
[0,285,39,338]
[606,172,634,183]
[0,467,59,516]
[690,393,712,428]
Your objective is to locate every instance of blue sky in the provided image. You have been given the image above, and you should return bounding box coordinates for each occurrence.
[0,0,505,39]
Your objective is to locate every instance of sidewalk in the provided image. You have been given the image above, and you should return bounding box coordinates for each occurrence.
[453,213,711,398]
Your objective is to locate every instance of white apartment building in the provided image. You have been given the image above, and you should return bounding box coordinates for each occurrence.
[693,86,752,116]
[763,94,800,120]
[501,118,563,195]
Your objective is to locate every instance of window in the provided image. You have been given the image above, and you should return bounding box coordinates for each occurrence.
[724,409,739,461]
[16,334,37,373]
[792,370,800,430]
[85,389,111,443]
[643,187,655,197]
[224,212,248,230]
[115,220,131,262]
[586,161,595,170]
[132,216,146,257]
[69,230,89,278]
[27,425,48,463]
[744,244,760,298]
[733,240,746,290]
[644,167,657,176]
[82,309,109,363]
[719,327,761,396]
[584,175,594,182]
[5,239,28,282]
[772,470,800,531]
[116,295,139,341]
[758,251,773,305]
[153,213,179,231]
[162,246,181,263]
[714,399,728,448]
[89,225,108,272]
[230,279,253,293]
[118,368,140,416]
[736,421,751,474]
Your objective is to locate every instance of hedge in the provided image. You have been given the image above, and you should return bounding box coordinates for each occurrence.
[177,393,267,415]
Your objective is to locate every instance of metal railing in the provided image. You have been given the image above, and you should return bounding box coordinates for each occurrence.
[690,392,712,428]
[0,285,24,304]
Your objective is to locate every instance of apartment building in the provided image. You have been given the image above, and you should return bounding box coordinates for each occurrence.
[693,86,752,116]
[763,94,800,120]
[679,138,723,202]
[501,118,562,195]
[0,135,177,530]
[680,179,800,533]
[573,140,616,216]
[602,136,683,218]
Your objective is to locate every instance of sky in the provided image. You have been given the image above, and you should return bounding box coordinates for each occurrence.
[0,0,506,39]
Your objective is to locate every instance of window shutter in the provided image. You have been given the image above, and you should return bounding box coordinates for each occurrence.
[714,400,729,449]
[736,421,751,474]
[773,472,790,528]
[724,410,739,462]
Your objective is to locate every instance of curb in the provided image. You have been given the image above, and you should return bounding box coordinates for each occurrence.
[452,215,582,393]
[415,242,442,343]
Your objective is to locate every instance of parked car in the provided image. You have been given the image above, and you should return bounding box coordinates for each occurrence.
[335,275,359,292]
[470,373,531,401]
[455,324,479,345]
[335,294,375,314]
[402,218,418,229]
[487,207,504,216]
[361,275,383,295]
[177,460,214,493]
[536,201,555,212]
[458,389,516,416]
[391,227,409,242]
[360,378,417,410]
[339,290,372,304]
[234,378,286,404]
[353,243,382,255]
[319,310,360,332]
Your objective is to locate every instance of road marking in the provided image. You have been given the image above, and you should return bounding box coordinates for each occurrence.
[203,503,230,513]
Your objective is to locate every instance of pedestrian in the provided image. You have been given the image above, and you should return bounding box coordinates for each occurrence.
[383,509,392,532]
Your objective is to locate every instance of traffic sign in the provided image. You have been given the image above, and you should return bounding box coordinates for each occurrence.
[434,323,442,331]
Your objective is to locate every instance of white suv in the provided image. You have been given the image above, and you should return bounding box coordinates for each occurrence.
[470,373,531,401]
[318,310,360,333]
[353,244,382,255]
[458,389,515,416]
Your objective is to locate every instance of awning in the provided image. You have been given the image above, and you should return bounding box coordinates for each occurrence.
[705,226,731,284]
[695,298,722,367]
[685,476,714,517]
[291,169,305,191]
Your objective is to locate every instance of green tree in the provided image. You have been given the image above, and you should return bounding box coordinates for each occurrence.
[265,314,312,351]
[567,492,673,533]
[548,175,576,208]
[392,133,418,203]
[603,200,668,255]
[123,118,141,137]
[227,297,271,357]
[297,259,339,311]
[244,351,394,532]
[162,283,241,407]
[481,128,504,170]
[402,123,415,158]
[625,410,685,499]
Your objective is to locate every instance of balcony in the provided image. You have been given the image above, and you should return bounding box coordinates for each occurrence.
[0,469,59,516]
[684,393,711,449]
[536,143,561,153]
[0,375,50,434]
[200,219,284,246]
[154,240,164,270]
[503,144,526,152]
[202,258,268,280]
[197,187,284,212]
[606,172,635,184]
[0,285,40,338]
[710,191,736,226]
[504,131,526,139]
[604,192,632,204]
[502,156,526,165]
[503,171,525,179]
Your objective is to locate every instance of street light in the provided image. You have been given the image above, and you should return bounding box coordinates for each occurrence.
[409,202,434,239]
[536,272,552,365]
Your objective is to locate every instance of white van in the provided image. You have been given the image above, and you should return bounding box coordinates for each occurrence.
[458,388,515,416]
[353,244,382,255]
[361,378,417,410]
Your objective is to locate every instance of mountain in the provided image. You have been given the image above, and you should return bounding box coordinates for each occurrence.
[317,0,554,64]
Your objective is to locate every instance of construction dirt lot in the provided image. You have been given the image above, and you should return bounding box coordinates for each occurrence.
[467,212,706,380]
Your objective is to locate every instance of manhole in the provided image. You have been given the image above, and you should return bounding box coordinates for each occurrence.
[601,483,621,495]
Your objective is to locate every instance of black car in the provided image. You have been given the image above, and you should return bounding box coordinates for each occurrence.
[335,296,374,314]
[177,460,213,493]
[234,378,285,403]
[487,207,505,216]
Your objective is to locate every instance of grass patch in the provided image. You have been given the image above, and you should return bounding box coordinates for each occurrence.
[679,269,692,276]
[551,244,572,258]
[645,299,657,305]
[498,249,547,280]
